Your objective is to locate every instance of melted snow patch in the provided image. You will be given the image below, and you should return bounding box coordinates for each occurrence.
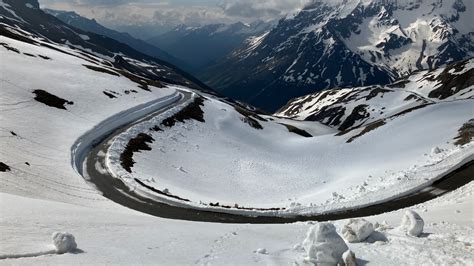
[79,34,90,41]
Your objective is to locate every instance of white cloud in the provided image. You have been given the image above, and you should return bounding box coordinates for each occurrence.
[39,0,312,29]
[218,0,312,18]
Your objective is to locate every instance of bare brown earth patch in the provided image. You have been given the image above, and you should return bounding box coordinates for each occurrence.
[120,133,155,173]
[454,119,474,146]
[0,42,20,53]
[103,91,117,99]
[342,104,430,142]
[387,79,411,88]
[426,59,474,99]
[161,97,205,128]
[279,123,312,138]
[234,105,267,130]
[347,120,386,143]
[33,90,73,110]
[83,64,120,76]
[0,162,11,172]
[338,104,369,131]
[38,55,51,60]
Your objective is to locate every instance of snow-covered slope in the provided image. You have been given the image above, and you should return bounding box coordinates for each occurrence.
[0,0,212,93]
[99,59,473,216]
[1,1,473,265]
[0,0,212,204]
[2,181,473,264]
[276,58,474,131]
[43,8,186,70]
[204,0,474,111]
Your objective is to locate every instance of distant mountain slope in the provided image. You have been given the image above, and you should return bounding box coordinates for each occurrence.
[203,0,474,111]
[0,0,214,93]
[43,8,188,71]
[276,58,474,133]
[147,21,273,73]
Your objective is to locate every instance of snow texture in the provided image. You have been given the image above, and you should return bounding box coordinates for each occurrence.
[0,2,473,264]
[302,223,348,265]
[341,218,375,243]
[400,210,425,237]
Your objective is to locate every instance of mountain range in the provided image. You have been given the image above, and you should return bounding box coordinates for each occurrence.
[202,0,474,111]
[43,8,187,71]
[1,1,473,264]
[147,21,273,73]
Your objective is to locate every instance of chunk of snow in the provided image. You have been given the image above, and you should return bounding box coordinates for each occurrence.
[342,250,357,266]
[52,232,77,254]
[255,248,267,254]
[366,231,388,243]
[432,147,442,154]
[400,210,424,237]
[79,34,90,41]
[293,243,304,251]
[342,218,374,243]
[302,223,348,265]
[374,221,392,231]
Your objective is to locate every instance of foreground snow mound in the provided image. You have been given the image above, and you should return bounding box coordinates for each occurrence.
[400,210,424,237]
[52,232,77,254]
[342,218,374,243]
[342,250,357,266]
[303,223,348,265]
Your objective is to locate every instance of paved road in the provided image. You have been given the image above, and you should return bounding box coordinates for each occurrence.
[82,90,474,223]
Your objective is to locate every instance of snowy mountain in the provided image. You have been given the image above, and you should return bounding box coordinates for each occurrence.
[0,0,211,92]
[43,8,187,70]
[104,58,471,214]
[147,21,273,73]
[1,0,473,265]
[204,0,474,111]
[277,58,474,132]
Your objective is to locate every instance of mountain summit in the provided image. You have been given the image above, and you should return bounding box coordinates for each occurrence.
[204,0,473,111]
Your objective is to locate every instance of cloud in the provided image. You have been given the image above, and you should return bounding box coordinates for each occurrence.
[218,0,312,18]
[38,0,311,32]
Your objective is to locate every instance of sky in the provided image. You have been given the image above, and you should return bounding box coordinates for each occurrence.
[38,0,312,38]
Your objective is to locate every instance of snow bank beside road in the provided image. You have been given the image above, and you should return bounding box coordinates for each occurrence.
[71,90,182,175]
[0,35,177,205]
[106,94,474,216]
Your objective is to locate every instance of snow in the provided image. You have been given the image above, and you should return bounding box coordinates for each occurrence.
[338,0,474,75]
[52,232,77,254]
[234,31,269,59]
[1,3,473,264]
[432,146,443,155]
[342,249,357,266]
[399,210,425,237]
[341,219,375,243]
[106,93,473,215]
[302,223,348,265]
[78,34,90,41]
[2,179,473,264]
[0,34,176,205]
[254,248,267,254]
